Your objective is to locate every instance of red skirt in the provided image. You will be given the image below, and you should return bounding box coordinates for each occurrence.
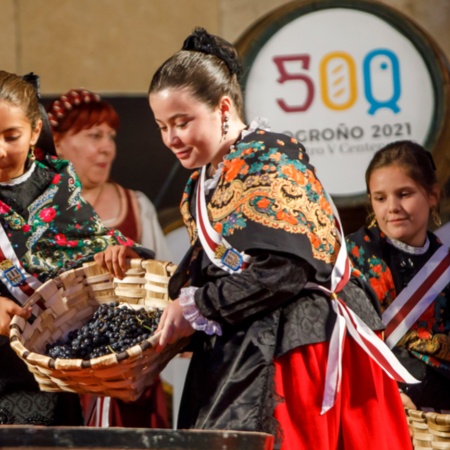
[273,336,412,450]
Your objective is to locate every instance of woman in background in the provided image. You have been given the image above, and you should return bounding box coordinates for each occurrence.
[47,89,172,261]
[47,89,171,428]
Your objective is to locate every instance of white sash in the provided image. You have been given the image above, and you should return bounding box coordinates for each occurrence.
[382,244,450,349]
[196,166,252,274]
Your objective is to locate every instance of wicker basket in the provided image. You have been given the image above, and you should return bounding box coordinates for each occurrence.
[406,408,450,449]
[9,259,189,402]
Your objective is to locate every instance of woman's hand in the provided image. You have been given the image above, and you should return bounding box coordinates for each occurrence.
[94,245,140,279]
[0,297,32,336]
[155,299,195,352]
[400,391,417,410]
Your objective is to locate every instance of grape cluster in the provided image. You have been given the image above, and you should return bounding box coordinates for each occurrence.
[45,302,163,360]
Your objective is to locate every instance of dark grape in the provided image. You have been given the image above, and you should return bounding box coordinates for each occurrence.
[45,303,163,360]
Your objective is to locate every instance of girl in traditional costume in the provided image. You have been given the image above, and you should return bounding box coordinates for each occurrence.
[346,140,450,411]
[145,28,415,449]
[0,71,153,425]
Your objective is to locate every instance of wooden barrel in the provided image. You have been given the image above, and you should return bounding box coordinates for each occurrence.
[0,427,274,450]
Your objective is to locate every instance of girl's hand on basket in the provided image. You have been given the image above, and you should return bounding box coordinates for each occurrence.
[400,391,417,410]
[94,245,140,279]
[156,299,195,351]
[0,297,32,336]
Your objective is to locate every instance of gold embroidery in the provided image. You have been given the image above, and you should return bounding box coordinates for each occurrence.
[209,173,337,263]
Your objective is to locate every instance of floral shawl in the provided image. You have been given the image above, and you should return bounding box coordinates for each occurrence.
[180,128,340,288]
[346,225,450,375]
[0,152,140,293]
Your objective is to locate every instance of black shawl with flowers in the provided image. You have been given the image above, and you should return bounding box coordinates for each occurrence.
[171,129,384,433]
[0,151,153,423]
[346,225,450,383]
[0,152,153,297]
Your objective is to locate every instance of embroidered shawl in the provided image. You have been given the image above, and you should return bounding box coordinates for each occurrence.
[180,129,340,288]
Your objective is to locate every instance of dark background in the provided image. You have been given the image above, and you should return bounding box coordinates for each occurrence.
[42,95,193,229]
[42,95,368,233]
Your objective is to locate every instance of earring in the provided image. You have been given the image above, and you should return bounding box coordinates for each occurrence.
[432,207,442,227]
[222,116,229,139]
[368,212,377,227]
[29,145,36,161]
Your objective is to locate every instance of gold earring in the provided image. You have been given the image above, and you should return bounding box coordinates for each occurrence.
[367,211,377,227]
[432,207,442,227]
[29,145,36,161]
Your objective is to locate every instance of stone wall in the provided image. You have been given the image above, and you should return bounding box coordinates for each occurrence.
[1,0,448,94]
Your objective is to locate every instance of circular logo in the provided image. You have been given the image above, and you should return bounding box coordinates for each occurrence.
[237,1,446,204]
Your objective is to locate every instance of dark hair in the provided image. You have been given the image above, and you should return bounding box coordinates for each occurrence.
[149,27,245,120]
[0,70,41,128]
[366,140,439,198]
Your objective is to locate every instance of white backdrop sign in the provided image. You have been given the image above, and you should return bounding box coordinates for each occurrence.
[239,2,443,202]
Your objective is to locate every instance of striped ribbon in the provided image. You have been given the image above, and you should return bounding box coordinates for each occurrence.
[195,164,418,414]
[382,244,450,349]
[196,166,252,274]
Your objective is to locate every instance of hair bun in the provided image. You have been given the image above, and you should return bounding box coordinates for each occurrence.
[22,72,41,98]
[182,27,242,79]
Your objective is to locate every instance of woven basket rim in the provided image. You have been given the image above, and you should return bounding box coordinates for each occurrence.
[9,325,165,370]
[8,258,185,400]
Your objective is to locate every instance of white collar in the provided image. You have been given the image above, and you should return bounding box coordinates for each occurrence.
[386,236,430,255]
[0,163,36,187]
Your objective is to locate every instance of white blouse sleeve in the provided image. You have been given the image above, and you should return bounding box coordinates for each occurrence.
[134,190,173,262]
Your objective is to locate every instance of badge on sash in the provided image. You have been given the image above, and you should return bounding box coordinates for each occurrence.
[0,259,25,287]
[214,244,243,271]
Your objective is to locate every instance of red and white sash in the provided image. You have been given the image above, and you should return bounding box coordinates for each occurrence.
[382,244,450,349]
[196,165,418,414]
[303,203,418,413]
[0,223,44,314]
[84,396,111,428]
[196,166,252,274]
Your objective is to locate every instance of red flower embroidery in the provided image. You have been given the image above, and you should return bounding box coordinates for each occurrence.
[117,235,133,246]
[39,207,57,223]
[0,202,11,214]
[22,224,31,233]
[52,174,61,184]
[55,234,67,245]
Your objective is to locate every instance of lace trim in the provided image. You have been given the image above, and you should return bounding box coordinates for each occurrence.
[179,286,222,336]
[0,163,36,186]
[387,236,430,255]
[243,116,271,137]
[204,162,224,193]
